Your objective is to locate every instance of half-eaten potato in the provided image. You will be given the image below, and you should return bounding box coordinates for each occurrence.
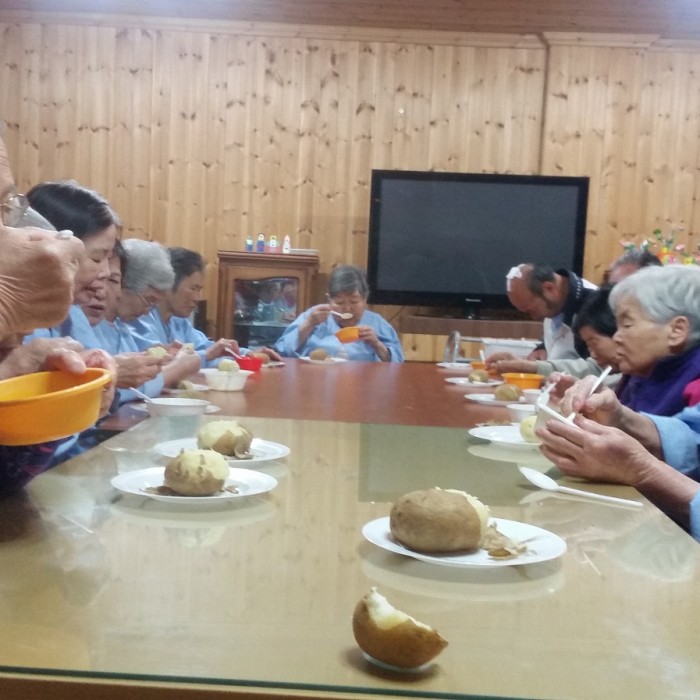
[352,588,448,669]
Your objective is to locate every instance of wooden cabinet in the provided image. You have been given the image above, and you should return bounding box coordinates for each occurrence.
[216,251,319,345]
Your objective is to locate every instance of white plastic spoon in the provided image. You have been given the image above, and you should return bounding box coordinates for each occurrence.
[518,466,643,508]
[129,387,152,402]
[331,310,353,320]
[564,365,613,422]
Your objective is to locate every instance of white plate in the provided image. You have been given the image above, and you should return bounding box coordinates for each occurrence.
[261,361,285,368]
[445,377,503,388]
[465,393,525,407]
[362,516,566,568]
[111,467,277,504]
[468,424,540,449]
[129,401,221,414]
[436,362,472,371]
[164,383,209,395]
[300,356,348,365]
[154,437,291,465]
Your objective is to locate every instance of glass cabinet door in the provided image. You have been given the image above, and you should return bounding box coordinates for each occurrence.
[233,277,298,346]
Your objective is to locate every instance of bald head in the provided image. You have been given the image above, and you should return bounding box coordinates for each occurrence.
[505,263,564,320]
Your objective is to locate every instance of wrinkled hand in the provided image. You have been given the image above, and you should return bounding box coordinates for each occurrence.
[80,348,118,418]
[114,352,162,388]
[484,352,516,369]
[0,337,84,380]
[537,415,657,487]
[492,359,538,374]
[306,304,332,327]
[255,346,283,362]
[0,224,84,334]
[558,374,623,426]
[205,338,241,362]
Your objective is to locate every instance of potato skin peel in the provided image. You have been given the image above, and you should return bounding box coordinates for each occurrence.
[390,489,482,553]
[352,593,447,669]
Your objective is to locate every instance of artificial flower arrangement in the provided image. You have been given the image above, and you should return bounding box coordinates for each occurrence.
[621,227,700,265]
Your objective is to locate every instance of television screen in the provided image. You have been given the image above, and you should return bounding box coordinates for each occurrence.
[367,170,589,314]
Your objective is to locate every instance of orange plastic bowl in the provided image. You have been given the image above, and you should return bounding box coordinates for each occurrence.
[336,326,360,343]
[0,368,111,445]
[501,372,545,390]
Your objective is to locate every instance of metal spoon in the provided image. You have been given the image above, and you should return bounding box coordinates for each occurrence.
[518,466,643,508]
[331,310,353,320]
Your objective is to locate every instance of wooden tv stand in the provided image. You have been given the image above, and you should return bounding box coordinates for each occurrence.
[398,315,542,362]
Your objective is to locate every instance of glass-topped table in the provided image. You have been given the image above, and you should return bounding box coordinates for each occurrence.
[1,413,698,699]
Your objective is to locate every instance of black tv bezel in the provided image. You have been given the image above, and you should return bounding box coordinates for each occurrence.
[366,169,589,312]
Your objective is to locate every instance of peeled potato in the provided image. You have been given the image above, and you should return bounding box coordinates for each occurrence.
[390,488,490,553]
[519,415,539,443]
[249,351,270,364]
[197,419,253,458]
[309,348,329,361]
[494,383,522,402]
[352,588,448,669]
[164,449,229,496]
[147,345,168,359]
[468,369,490,383]
[218,358,240,372]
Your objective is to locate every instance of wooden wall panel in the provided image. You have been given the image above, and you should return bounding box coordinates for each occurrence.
[3,14,700,336]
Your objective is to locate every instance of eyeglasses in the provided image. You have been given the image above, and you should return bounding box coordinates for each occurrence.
[130,290,157,309]
[0,192,29,227]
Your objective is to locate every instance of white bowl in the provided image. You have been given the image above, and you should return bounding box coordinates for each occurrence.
[506,403,536,423]
[145,397,210,417]
[200,368,253,391]
[522,389,542,405]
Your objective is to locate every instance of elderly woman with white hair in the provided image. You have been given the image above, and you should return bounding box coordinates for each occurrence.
[611,264,700,415]
[92,238,201,403]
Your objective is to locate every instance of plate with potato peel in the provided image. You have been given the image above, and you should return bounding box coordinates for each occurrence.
[468,425,540,449]
[445,377,503,388]
[362,516,566,568]
[154,437,290,465]
[300,356,348,365]
[111,466,277,504]
[436,361,473,371]
[464,393,525,407]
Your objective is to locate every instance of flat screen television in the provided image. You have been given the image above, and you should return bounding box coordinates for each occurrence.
[367,169,589,315]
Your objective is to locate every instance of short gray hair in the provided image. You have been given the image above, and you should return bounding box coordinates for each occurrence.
[609,264,700,346]
[122,239,174,292]
[327,265,369,298]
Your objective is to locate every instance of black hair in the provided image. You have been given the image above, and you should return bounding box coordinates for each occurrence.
[522,264,557,296]
[573,286,617,337]
[26,180,121,241]
[168,247,204,289]
[111,238,128,279]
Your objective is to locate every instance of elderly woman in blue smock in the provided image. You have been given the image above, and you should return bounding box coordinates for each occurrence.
[275,265,404,362]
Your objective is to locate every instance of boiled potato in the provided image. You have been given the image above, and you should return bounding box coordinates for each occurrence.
[197,419,253,459]
[177,380,195,390]
[164,449,229,496]
[352,588,448,669]
[146,345,168,359]
[494,383,522,402]
[309,348,329,361]
[519,414,539,443]
[218,358,240,372]
[249,351,270,364]
[468,369,490,383]
[390,488,490,553]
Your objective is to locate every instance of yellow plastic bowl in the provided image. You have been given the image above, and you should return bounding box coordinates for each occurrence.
[0,368,111,445]
[336,326,360,343]
[501,372,545,390]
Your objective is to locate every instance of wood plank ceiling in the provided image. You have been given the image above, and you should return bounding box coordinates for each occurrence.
[4,0,700,42]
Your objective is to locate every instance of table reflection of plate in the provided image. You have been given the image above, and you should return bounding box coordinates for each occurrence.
[468,425,540,449]
[111,467,278,504]
[164,383,209,395]
[445,377,503,388]
[362,517,566,568]
[154,437,290,465]
[300,356,348,365]
[465,393,525,407]
[129,402,221,414]
[436,362,473,371]
[468,444,553,466]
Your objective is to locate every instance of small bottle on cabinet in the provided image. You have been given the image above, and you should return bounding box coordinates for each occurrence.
[282,234,291,254]
[245,233,254,252]
[256,232,265,253]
